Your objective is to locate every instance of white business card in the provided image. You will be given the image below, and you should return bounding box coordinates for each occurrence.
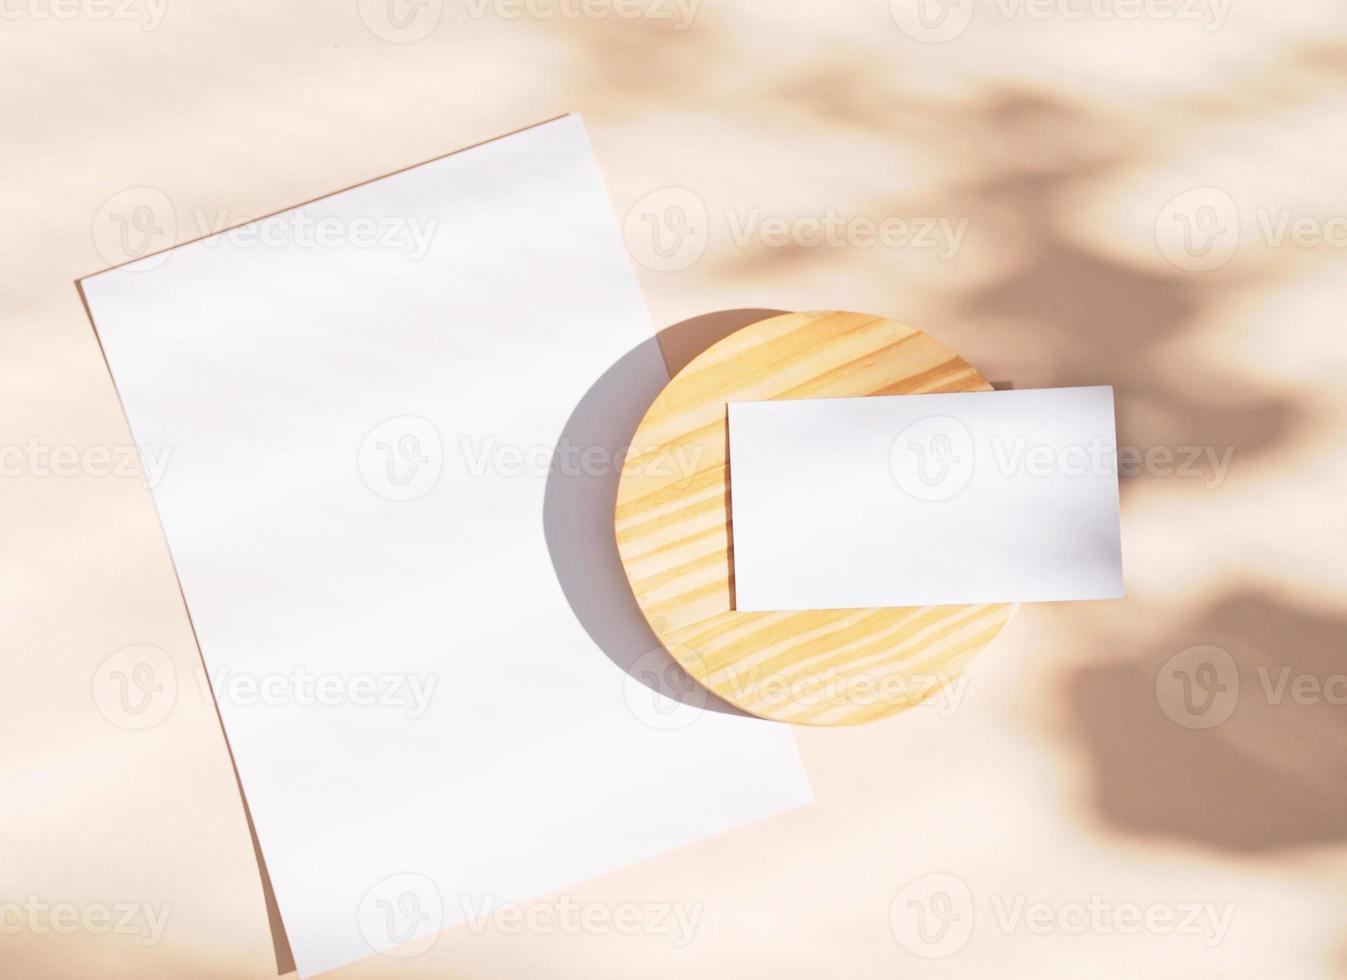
[728,386,1124,610]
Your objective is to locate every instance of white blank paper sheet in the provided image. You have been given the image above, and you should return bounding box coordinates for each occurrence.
[727,387,1124,610]
[81,116,810,978]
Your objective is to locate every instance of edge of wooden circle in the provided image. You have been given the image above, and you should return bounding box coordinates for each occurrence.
[615,311,1017,725]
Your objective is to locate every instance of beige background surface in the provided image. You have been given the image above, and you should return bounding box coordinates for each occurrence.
[4,1,1347,977]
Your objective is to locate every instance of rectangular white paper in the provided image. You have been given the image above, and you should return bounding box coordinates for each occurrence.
[81,116,811,978]
[728,387,1124,610]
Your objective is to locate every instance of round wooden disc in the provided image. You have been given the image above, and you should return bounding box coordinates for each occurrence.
[615,311,1016,726]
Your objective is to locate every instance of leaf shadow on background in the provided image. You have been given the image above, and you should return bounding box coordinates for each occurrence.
[1064,589,1347,852]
